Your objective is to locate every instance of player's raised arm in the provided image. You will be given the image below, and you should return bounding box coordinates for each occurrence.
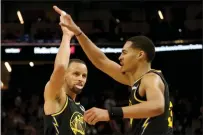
[44,12,74,101]
[53,6,130,86]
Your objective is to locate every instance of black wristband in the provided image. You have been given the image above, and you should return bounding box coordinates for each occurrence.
[108,107,123,120]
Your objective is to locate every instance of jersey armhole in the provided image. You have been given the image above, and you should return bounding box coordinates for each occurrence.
[44,97,69,117]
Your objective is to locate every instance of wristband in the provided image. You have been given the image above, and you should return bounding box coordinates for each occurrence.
[75,32,82,37]
[108,107,123,120]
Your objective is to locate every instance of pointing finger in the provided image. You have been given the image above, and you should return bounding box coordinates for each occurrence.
[53,5,63,15]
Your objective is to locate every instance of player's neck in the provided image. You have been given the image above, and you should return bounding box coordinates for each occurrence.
[67,92,76,101]
[130,62,151,86]
[63,85,76,101]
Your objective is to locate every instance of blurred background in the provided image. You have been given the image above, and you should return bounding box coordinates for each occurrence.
[1,0,202,135]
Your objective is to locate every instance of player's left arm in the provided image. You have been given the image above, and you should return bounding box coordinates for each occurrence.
[122,73,165,118]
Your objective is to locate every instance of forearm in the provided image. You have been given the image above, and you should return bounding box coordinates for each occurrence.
[122,101,164,119]
[76,32,107,68]
[54,34,71,68]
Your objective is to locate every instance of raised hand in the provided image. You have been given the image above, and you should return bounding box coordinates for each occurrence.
[59,15,74,37]
[53,6,81,36]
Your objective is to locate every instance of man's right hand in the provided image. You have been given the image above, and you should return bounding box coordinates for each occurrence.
[53,6,130,86]
[53,6,82,36]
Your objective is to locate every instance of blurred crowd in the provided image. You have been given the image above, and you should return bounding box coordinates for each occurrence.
[2,3,202,44]
[1,18,201,44]
[1,87,203,135]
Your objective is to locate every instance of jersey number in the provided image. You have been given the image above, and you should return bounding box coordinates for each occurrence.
[168,101,173,128]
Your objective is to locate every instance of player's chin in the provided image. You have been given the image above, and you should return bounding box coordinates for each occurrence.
[120,67,126,73]
[72,87,83,94]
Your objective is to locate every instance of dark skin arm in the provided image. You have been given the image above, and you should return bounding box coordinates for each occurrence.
[53,6,130,86]
[122,73,165,118]
[84,73,165,125]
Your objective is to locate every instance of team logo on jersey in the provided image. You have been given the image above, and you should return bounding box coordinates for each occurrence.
[70,112,86,135]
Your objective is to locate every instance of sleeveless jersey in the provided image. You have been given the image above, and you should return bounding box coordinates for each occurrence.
[44,96,86,135]
[128,70,173,135]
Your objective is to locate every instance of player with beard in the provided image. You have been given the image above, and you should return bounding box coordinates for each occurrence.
[53,6,173,135]
[43,8,88,135]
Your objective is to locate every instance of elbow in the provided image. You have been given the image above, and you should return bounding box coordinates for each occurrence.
[54,64,66,75]
[49,64,66,86]
[155,103,165,115]
[55,62,67,70]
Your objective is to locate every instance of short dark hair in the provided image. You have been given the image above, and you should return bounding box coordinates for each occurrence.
[127,36,155,62]
[68,59,86,66]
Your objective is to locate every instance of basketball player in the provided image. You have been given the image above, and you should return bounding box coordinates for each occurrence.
[54,6,173,135]
[44,7,88,135]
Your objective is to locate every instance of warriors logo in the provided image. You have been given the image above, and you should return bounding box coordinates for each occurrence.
[70,112,86,135]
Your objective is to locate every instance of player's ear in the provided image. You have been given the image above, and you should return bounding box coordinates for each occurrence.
[135,50,144,60]
[138,51,145,58]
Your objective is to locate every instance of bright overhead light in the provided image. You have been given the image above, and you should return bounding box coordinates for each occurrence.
[4,62,12,72]
[1,81,4,88]
[158,10,164,20]
[17,10,24,24]
[29,62,34,67]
